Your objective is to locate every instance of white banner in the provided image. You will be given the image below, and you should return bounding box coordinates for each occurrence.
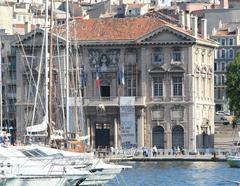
[120,97,136,148]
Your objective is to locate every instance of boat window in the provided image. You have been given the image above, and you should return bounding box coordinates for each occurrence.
[20,150,34,157]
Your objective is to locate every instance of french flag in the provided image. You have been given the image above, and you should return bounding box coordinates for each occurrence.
[96,64,100,89]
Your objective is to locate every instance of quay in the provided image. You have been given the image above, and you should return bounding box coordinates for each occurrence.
[95,148,228,162]
[108,154,227,162]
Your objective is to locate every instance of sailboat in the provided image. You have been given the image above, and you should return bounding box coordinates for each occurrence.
[227,130,240,168]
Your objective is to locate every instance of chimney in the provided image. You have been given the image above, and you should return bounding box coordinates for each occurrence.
[179,10,185,28]
[220,0,229,9]
[185,13,191,30]
[218,20,222,29]
[24,22,31,34]
[201,18,207,39]
[191,16,198,38]
[212,27,217,36]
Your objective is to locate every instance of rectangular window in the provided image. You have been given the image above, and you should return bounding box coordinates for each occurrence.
[153,53,164,64]
[221,62,225,71]
[127,79,136,96]
[217,50,220,59]
[221,39,225,46]
[222,75,225,85]
[229,49,234,59]
[153,77,163,96]
[126,65,137,96]
[218,76,221,85]
[214,75,217,85]
[172,49,181,62]
[221,49,225,59]
[229,38,234,46]
[172,77,182,96]
[214,63,217,71]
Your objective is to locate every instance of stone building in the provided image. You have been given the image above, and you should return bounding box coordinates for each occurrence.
[14,15,217,151]
[211,22,240,112]
[0,32,17,136]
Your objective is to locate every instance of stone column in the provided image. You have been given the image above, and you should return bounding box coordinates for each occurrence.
[137,109,145,147]
[114,117,118,148]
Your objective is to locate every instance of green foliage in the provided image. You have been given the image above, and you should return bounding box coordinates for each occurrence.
[225,52,240,118]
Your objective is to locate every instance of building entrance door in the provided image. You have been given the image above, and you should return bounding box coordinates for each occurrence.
[101,86,110,97]
[172,125,184,148]
[95,123,110,149]
[152,126,164,149]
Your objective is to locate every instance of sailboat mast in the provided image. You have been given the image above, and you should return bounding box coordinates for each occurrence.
[44,0,49,132]
[0,37,2,131]
[66,0,70,138]
[48,0,54,139]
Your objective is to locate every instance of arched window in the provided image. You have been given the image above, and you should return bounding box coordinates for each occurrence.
[152,126,164,149]
[172,126,184,148]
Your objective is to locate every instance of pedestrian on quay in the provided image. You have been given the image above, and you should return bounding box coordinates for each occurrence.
[152,145,157,157]
[142,147,148,157]
[177,146,180,155]
[180,146,185,155]
[172,146,176,155]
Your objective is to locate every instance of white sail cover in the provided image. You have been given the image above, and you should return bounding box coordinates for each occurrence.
[76,135,90,141]
[26,115,48,133]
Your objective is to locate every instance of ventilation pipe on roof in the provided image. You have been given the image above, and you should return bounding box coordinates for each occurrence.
[212,27,217,36]
[185,13,191,30]
[191,15,198,38]
[201,18,207,39]
[179,10,185,28]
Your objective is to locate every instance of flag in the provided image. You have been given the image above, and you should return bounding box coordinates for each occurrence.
[118,65,121,85]
[96,64,100,89]
[121,65,125,85]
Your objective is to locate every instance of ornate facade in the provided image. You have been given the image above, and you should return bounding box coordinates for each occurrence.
[14,16,218,151]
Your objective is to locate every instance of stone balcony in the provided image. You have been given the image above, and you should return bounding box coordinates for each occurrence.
[82,96,146,107]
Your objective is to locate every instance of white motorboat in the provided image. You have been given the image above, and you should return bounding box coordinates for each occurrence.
[15,144,131,185]
[0,145,91,186]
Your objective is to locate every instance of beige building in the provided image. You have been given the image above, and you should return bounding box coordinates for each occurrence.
[14,14,217,152]
[211,22,240,112]
[0,5,13,35]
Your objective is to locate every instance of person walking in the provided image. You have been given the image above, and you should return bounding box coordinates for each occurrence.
[152,145,157,157]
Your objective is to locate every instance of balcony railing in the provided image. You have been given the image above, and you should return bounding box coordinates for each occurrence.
[82,96,146,107]
[83,97,119,107]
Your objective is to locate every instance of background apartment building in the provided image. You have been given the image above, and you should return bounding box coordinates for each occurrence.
[211,22,240,113]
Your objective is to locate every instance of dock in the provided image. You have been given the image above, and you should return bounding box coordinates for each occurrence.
[108,154,227,162]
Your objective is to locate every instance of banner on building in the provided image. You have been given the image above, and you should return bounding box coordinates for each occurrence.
[120,97,136,148]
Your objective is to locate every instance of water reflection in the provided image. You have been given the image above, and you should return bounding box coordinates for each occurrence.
[107,162,240,186]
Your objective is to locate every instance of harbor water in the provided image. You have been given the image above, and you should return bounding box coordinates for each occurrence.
[107,161,240,186]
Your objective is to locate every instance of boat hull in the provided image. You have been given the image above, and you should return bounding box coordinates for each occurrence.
[227,158,240,168]
[0,175,86,186]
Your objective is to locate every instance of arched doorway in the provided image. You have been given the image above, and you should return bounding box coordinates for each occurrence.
[152,126,164,149]
[172,125,184,148]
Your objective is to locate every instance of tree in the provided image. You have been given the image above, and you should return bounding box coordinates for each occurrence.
[225,52,240,125]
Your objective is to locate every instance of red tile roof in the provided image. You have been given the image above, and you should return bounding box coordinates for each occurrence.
[214,29,236,36]
[56,17,167,41]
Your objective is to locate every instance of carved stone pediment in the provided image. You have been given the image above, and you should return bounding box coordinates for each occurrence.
[137,25,195,44]
[168,66,185,72]
[149,66,166,73]
[14,28,65,47]
[88,49,120,70]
